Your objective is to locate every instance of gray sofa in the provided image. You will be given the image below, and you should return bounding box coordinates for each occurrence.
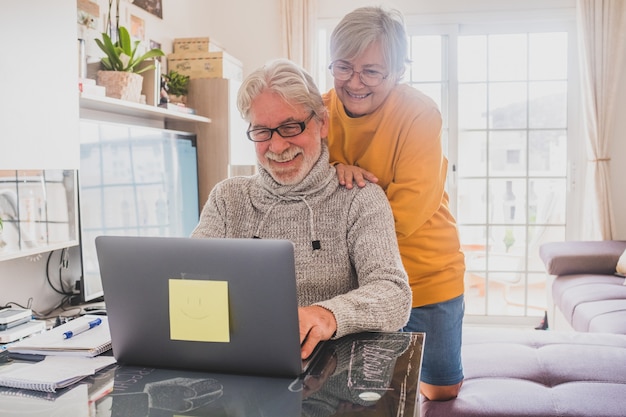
[539,240,626,334]
[422,240,626,416]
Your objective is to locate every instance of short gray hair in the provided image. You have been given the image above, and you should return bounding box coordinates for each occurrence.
[237,58,326,122]
[330,6,409,77]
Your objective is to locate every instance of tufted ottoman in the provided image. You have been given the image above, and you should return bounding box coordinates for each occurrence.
[421,327,626,417]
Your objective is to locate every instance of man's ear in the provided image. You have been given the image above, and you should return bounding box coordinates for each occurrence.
[319,112,329,139]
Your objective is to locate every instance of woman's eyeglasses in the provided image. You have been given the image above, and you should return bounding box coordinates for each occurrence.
[329,61,388,87]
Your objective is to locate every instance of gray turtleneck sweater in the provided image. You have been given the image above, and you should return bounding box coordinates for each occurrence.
[191,145,411,338]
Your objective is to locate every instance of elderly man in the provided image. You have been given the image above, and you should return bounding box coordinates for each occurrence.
[191,59,411,359]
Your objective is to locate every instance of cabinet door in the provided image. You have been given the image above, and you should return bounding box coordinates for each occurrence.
[0,0,79,169]
[186,78,253,209]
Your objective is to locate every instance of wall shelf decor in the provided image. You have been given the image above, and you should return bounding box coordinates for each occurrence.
[0,170,78,262]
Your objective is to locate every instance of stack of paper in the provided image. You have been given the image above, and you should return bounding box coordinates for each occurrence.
[0,308,45,344]
[0,321,46,344]
[8,315,112,357]
[0,308,33,331]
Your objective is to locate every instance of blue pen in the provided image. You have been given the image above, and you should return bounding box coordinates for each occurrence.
[62,318,102,339]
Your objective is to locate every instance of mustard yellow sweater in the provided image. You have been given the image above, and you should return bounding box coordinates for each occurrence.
[324,85,465,307]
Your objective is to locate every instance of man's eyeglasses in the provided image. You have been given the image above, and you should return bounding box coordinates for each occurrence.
[329,61,388,87]
[246,112,316,142]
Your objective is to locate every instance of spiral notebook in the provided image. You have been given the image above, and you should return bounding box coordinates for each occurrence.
[0,356,116,393]
[7,316,112,357]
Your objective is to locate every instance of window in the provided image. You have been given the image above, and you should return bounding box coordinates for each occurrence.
[318,11,578,322]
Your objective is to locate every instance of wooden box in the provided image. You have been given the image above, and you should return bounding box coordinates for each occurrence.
[167,51,243,81]
[173,37,223,53]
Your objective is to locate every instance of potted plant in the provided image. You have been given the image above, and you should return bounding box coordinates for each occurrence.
[161,70,190,105]
[94,26,164,102]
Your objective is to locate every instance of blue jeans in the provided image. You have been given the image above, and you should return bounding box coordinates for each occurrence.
[402,295,464,386]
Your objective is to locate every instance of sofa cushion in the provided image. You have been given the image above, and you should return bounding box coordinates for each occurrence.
[583,301,626,334]
[552,274,626,333]
[551,274,621,307]
[539,240,626,276]
[421,328,626,417]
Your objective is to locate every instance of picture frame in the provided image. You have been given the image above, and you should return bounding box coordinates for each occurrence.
[133,0,162,19]
[150,40,162,62]
[130,14,145,40]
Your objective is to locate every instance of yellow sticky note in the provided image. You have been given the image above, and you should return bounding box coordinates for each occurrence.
[169,279,230,343]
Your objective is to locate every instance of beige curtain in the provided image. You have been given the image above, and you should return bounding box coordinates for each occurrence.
[577,0,626,240]
[280,0,317,76]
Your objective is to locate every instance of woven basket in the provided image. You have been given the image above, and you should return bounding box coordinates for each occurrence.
[97,71,143,102]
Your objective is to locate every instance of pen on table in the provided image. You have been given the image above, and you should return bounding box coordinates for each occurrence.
[62,318,102,339]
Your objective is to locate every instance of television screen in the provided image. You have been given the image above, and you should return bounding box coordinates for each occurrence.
[76,120,199,303]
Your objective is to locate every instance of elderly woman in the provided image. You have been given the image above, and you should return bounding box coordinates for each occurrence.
[323,6,466,400]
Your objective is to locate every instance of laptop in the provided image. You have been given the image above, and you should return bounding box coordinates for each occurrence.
[95,235,307,378]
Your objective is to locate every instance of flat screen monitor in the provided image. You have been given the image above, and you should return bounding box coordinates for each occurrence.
[76,120,199,303]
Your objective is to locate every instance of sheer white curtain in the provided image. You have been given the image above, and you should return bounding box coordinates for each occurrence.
[280,0,317,77]
[577,0,626,239]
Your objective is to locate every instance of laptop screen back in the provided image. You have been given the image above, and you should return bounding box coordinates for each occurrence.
[95,235,303,377]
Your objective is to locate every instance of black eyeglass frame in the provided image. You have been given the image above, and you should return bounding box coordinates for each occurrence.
[328,61,389,87]
[246,112,316,143]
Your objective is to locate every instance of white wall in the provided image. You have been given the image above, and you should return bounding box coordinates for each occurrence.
[316,0,577,18]
[0,0,79,170]
[152,0,283,74]
[0,249,82,315]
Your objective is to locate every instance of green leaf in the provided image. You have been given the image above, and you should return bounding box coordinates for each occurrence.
[117,26,133,57]
[94,26,164,73]
[163,70,190,95]
[96,33,124,70]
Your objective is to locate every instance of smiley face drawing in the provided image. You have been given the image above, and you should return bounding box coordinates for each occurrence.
[169,279,230,342]
[179,293,213,320]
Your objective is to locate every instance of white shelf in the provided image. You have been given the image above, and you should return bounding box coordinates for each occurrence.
[79,94,211,124]
[0,240,79,262]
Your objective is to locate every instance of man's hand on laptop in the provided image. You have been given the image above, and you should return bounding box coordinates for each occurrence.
[298,306,337,359]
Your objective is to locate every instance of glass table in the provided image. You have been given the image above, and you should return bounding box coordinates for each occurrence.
[0,331,424,417]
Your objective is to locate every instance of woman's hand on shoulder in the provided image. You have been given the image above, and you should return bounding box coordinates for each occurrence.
[334,163,378,189]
